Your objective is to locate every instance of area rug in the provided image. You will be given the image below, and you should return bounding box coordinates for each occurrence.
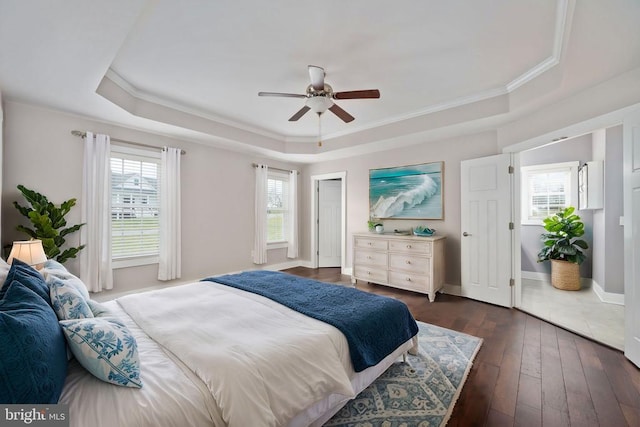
[325,321,483,427]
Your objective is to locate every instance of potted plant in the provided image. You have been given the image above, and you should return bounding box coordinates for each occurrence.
[367,219,383,233]
[13,184,86,264]
[537,206,589,290]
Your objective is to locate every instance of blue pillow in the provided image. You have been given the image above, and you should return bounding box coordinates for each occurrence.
[59,317,142,388]
[0,259,50,305]
[0,281,68,403]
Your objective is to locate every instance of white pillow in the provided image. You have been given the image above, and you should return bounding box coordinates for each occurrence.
[59,317,142,388]
[42,260,91,301]
[87,299,114,317]
[0,258,10,287]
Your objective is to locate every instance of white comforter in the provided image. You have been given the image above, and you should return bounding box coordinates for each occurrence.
[59,301,217,427]
[117,281,357,427]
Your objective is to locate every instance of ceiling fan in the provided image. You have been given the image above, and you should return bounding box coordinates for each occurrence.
[258,65,380,123]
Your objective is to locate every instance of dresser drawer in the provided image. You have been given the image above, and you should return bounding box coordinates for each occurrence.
[355,237,388,251]
[354,250,387,267]
[389,239,432,255]
[354,266,388,283]
[388,271,430,293]
[389,253,430,274]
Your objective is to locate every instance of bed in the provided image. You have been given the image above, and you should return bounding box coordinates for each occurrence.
[2,262,418,427]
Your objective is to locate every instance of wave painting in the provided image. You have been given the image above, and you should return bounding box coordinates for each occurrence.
[369,162,443,219]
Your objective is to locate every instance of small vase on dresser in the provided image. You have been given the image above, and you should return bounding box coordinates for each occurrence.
[351,233,446,302]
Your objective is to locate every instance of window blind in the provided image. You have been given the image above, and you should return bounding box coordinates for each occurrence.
[267,172,289,243]
[528,170,569,218]
[110,153,161,259]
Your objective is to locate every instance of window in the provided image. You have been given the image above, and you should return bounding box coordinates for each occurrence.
[110,146,161,266]
[521,161,578,225]
[267,171,290,244]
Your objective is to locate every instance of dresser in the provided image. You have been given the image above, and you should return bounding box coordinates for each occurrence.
[352,233,446,302]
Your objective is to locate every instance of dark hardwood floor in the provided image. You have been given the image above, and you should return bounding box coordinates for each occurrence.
[284,267,640,427]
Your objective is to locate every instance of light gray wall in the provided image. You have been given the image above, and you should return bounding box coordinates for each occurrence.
[603,126,624,294]
[519,134,594,278]
[592,129,606,290]
[303,131,500,288]
[1,68,635,298]
[0,91,3,245]
[1,101,302,298]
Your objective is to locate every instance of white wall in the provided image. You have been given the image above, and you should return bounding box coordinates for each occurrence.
[1,101,302,298]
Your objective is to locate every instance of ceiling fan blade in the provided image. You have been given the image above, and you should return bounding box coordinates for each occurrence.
[328,104,355,123]
[288,106,311,121]
[333,89,380,100]
[258,92,306,98]
[308,65,325,91]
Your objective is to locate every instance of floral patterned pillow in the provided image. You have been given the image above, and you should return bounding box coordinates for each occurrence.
[42,260,91,301]
[49,277,93,320]
[59,317,142,388]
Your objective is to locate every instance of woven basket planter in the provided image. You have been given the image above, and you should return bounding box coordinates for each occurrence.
[551,259,581,291]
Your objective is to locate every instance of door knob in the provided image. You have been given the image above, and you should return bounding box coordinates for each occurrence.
[463,232,471,237]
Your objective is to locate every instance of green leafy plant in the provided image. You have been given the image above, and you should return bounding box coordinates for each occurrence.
[367,220,382,231]
[13,184,86,264]
[537,206,589,265]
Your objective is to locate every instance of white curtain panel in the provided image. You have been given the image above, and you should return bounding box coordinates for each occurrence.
[287,170,299,259]
[253,164,268,264]
[80,132,113,292]
[158,147,182,281]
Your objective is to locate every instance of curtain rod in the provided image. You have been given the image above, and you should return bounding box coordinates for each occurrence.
[71,130,186,155]
[252,163,299,174]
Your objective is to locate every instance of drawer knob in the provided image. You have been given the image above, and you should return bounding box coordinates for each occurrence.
[406,277,412,281]
[367,271,371,275]
[405,260,411,264]
[406,244,412,249]
[368,242,372,246]
[367,256,372,259]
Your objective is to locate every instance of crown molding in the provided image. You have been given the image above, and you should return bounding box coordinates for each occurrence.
[99,0,573,150]
[103,68,283,141]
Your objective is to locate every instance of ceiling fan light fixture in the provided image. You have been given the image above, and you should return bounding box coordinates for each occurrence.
[305,96,333,114]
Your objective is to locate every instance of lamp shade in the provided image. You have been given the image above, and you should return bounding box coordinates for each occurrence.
[7,240,48,267]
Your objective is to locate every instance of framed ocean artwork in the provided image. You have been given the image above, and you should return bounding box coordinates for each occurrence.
[369,161,444,220]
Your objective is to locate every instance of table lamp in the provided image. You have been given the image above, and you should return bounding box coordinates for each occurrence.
[7,239,48,269]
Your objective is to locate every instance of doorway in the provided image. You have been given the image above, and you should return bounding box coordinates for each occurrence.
[318,179,342,267]
[310,172,347,271]
[503,105,640,356]
[516,131,625,350]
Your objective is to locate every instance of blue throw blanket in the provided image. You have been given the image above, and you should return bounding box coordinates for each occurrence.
[202,270,418,372]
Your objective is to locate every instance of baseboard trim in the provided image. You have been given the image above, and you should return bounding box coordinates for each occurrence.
[590,278,625,306]
[521,271,550,281]
[262,260,306,271]
[521,271,624,306]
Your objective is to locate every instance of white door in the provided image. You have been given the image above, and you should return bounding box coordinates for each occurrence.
[461,154,513,307]
[623,108,640,367]
[318,180,342,267]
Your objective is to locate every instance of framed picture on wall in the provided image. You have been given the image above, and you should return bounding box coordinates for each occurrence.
[369,161,444,220]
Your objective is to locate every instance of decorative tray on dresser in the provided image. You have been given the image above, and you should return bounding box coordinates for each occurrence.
[351,233,446,302]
